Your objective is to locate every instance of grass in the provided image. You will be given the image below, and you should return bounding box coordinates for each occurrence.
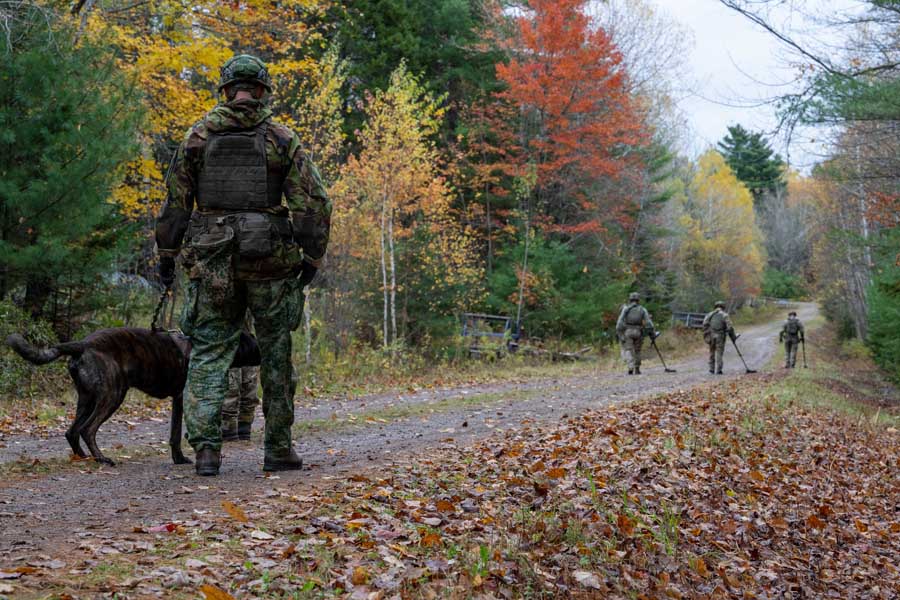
[293,388,541,436]
[755,319,899,428]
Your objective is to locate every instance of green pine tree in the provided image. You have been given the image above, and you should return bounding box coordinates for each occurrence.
[0,5,142,317]
[717,124,785,204]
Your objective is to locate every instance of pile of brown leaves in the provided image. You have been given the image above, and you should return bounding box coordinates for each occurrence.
[9,376,900,599]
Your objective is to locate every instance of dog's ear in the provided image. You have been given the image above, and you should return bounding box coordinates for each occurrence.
[232,332,261,368]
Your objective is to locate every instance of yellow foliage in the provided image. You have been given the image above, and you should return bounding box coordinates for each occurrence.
[82,0,328,219]
[679,150,765,302]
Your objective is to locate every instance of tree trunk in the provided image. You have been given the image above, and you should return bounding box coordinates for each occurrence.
[380,194,390,350]
[388,203,398,356]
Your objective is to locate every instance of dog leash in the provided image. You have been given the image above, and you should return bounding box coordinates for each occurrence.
[151,286,172,333]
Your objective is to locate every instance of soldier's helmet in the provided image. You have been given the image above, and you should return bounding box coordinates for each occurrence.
[789,311,797,317]
[628,292,640,302]
[714,300,726,309]
[218,54,273,92]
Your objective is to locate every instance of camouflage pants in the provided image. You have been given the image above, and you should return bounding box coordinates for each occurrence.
[784,339,800,368]
[621,327,643,370]
[181,277,303,453]
[708,333,726,373]
[222,366,259,427]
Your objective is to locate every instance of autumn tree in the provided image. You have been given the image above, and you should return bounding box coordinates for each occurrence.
[495,0,646,234]
[333,63,482,351]
[675,151,765,309]
[0,3,141,319]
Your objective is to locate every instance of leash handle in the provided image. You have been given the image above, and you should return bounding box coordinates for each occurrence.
[151,286,171,332]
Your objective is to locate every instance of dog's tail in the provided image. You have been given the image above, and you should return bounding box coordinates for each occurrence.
[5,334,86,365]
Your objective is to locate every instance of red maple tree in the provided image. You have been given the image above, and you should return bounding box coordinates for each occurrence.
[494,0,647,235]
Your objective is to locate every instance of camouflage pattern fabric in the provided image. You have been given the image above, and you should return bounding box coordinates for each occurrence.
[222,365,260,427]
[223,313,259,427]
[702,308,735,373]
[180,275,303,453]
[784,340,800,368]
[708,332,727,373]
[155,98,332,276]
[622,330,644,371]
[615,303,654,371]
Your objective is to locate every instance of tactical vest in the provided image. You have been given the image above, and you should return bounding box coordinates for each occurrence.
[624,305,644,326]
[196,121,283,211]
[708,311,726,333]
[786,319,800,335]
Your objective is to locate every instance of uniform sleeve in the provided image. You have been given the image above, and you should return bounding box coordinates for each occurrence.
[725,313,735,331]
[798,321,805,335]
[283,135,332,268]
[643,308,654,330]
[155,131,200,256]
[702,311,712,327]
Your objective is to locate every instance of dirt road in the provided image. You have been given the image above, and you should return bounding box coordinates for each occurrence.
[0,303,818,560]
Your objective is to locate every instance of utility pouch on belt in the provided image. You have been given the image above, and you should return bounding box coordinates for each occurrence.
[186,224,235,308]
[235,212,293,260]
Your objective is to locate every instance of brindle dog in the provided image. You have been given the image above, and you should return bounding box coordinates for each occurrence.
[6,328,261,466]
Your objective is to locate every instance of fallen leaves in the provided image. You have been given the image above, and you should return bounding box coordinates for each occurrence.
[199,583,236,600]
[6,366,899,599]
[221,500,249,524]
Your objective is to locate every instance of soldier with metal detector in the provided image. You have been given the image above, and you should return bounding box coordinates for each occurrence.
[779,310,806,369]
[616,292,656,375]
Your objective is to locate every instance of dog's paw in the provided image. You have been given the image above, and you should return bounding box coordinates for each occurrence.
[173,455,193,465]
[96,456,116,466]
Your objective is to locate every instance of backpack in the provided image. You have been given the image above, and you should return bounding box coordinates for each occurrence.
[624,305,644,326]
[708,311,726,333]
[786,319,800,335]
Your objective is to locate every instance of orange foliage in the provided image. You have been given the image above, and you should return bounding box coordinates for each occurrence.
[495,0,647,232]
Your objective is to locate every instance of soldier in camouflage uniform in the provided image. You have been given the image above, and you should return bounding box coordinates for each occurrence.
[779,311,805,368]
[615,292,655,375]
[155,55,331,476]
[702,300,737,375]
[222,312,259,441]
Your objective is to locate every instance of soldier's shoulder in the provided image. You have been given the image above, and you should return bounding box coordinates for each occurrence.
[268,119,298,143]
[183,118,210,148]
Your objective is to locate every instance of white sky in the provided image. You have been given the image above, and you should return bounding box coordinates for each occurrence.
[652,0,860,171]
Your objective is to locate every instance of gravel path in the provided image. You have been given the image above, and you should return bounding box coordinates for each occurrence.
[0,303,817,559]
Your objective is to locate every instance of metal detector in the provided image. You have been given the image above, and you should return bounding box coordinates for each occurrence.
[730,336,757,374]
[650,336,676,373]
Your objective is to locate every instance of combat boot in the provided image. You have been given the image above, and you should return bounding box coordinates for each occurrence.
[716,369,723,375]
[195,447,221,476]
[264,448,303,472]
[221,423,239,442]
[627,368,633,375]
[237,422,252,441]
[634,366,641,375]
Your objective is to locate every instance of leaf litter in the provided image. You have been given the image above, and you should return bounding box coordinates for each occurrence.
[6,375,899,598]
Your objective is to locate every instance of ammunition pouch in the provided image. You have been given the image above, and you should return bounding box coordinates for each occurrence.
[183,223,236,310]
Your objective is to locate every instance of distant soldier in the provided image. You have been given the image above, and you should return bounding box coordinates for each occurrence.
[222,313,259,441]
[702,300,736,375]
[616,292,655,375]
[779,311,805,368]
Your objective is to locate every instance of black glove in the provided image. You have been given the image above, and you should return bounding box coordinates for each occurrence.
[159,256,176,288]
[779,332,784,343]
[728,329,738,343]
[298,262,318,288]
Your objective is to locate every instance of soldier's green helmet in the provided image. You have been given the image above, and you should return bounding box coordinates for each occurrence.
[714,300,726,309]
[218,54,272,92]
[628,292,640,302]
